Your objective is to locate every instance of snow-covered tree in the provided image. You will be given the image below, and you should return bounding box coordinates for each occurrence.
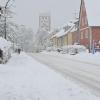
[34,29,49,52]
[12,25,35,52]
[0,0,15,39]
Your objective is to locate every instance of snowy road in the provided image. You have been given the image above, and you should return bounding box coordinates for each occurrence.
[30,53,100,96]
[1,52,100,100]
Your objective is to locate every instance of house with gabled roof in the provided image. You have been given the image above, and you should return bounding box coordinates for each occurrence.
[79,0,100,51]
[50,19,79,48]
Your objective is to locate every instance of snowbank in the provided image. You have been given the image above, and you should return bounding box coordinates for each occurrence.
[0,52,99,100]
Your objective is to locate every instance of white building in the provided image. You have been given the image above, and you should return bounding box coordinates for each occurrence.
[39,13,51,32]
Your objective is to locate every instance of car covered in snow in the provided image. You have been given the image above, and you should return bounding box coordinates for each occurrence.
[46,46,53,52]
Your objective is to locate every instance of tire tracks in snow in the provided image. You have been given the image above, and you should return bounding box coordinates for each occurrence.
[30,53,100,97]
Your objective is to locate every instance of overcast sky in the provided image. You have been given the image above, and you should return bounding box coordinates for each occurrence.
[0,0,81,33]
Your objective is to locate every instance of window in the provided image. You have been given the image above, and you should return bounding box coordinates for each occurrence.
[85,30,88,38]
[81,32,84,39]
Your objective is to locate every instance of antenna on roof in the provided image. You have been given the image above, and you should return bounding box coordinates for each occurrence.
[73,11,78,19]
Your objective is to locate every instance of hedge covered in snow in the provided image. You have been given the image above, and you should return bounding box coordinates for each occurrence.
[0,37,12,63]
[62,45,87,54]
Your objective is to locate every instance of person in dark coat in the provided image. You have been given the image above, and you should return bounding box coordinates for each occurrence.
[18,48,21,54]
[0,49,3,59]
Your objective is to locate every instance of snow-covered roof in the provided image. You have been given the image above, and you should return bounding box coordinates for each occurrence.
[62,21,76,28]
[53,24,75,38]
[69,18,79,24]
[70,25,78,32]
[51,18,78,38]
[0,37,11,51]
[84,0,100,26]
[55,29,65,37]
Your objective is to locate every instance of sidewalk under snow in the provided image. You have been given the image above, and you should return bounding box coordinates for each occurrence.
[0,52,99,100]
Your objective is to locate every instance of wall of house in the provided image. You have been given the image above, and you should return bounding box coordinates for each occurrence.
[57,37,62,47]
[68,33,72,45]
[63,35,66,46]
[72,31,78,44]
[80,28,90,49]
[92,26,100,43]
[57,32,73,47]
[63,35,68,46]
[51,37,58,47]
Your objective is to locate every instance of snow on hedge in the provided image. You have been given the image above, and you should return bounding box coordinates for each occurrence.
[0,37,11,51]
[62,45,87,54]
[0,37,12,63]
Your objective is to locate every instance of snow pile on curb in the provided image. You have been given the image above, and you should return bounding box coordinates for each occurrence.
[0,52,99,100]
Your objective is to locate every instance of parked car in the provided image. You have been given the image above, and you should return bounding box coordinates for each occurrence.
[69,48,78,55]
[57,48,63,52]
[46,47,53,52]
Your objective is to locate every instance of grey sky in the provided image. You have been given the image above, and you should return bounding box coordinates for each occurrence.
[1,0,81,33]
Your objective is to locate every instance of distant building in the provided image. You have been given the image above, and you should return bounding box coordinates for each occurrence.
[39,13,51,31]
[79,0,100,51]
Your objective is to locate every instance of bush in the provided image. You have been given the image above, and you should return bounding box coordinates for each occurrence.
[62,45,87,55]
[0,37,11,64]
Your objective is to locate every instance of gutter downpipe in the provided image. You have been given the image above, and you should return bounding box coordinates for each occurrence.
[89,27,92,53]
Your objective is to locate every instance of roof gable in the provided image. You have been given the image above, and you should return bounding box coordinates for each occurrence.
[84,0,100,26]
[53,24,75,38]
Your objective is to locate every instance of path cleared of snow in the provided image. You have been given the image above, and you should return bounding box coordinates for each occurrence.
[0,52,99,100]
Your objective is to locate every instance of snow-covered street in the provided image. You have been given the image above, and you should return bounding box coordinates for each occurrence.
[1,0,100,99]
[30,52,100,97]
[0,52,99,100]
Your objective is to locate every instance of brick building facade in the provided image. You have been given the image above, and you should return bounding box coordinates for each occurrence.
[79,0,100,51]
